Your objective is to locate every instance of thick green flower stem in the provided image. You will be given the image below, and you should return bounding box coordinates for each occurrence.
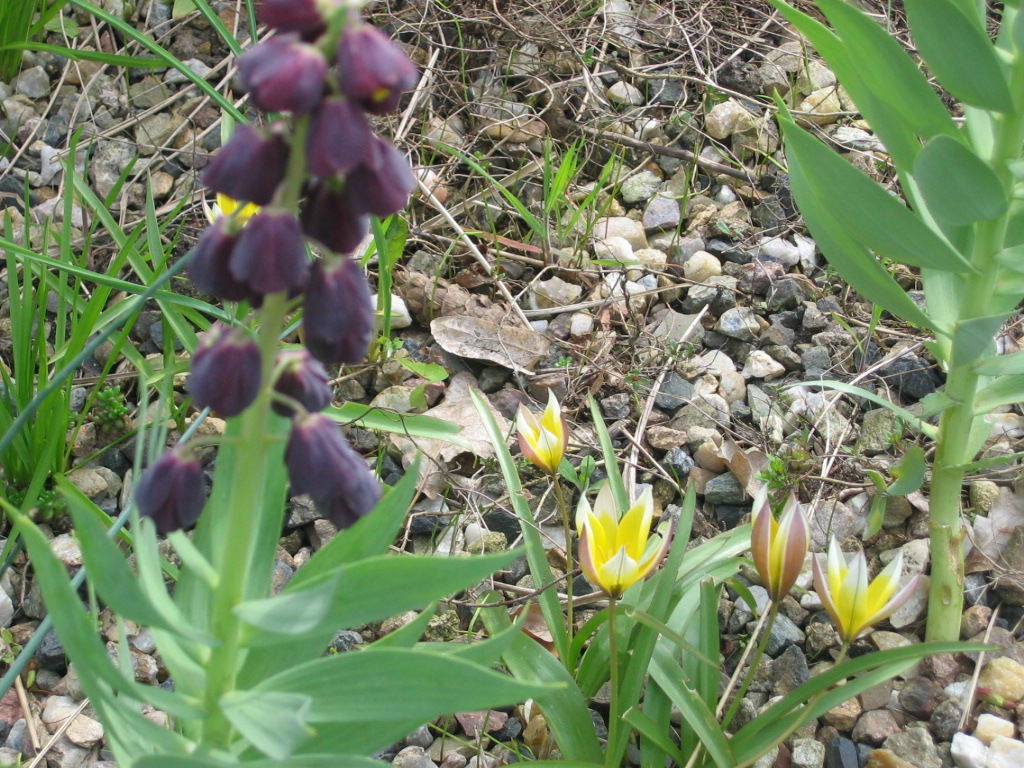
[604,596,621,768]
[551,475,574,658]
[201,292,289,745]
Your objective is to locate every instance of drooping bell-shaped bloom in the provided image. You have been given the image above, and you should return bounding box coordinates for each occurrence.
[201,124,288,207]
[229,210,310,297]
[336,22,419,114]
[272,348,332,417]
[306,97,373,178]
[188,323,262,417]
[345,137,415,217]
[300,180,369,254]
[302,257,374,364]
[134,446,206,533]
[576,484,673,599]
[188,217,252,302]
[516,390,568,476]
[285,412,381,528]
[238,34,327,115]
[750,489,809,602]
[813,538,920,643]
[258,0,328,38]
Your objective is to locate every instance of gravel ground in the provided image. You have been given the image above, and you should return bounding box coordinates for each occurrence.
[0,1,1023,767]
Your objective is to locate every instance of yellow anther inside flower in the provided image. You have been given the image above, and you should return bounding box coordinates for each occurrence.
[576,484,672,599]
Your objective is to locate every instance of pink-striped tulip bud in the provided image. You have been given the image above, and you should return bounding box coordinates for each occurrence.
[813,538,920,643]
[750,490,809,602]
[515,390,568,476]
[576,484,673,599]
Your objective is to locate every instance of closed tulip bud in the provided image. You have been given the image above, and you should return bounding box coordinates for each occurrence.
[302,257,374,364]
[188,217,252,302]
[346,137,415,218]
[229,210,309,296]
[285,412,381,528]
[202,124,288,207]
[134,446,206,533]
[272,349,332,417]
[750,490,809,602]
[813,538,921,643]
[300,180,369,254]
[576,484,673,599]
[306,97,373,178]
[516,390,568,476]
[238,34,327,115]
[188,323,262,417]
[336,23,418,114]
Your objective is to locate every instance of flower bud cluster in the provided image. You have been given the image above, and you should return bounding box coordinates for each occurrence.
[137,1,412,533]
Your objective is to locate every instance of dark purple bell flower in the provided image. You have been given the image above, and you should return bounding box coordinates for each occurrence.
[257,0,327,38]
[202,124,288,206]
[302,257,375,364]
[188,218,253,302]
[272,349,332,417]
[188,322,262,417]
[337,23,418,115]
[230,210,310,296]
[300,181,369,254]
[346,137,415,218]
[285,412,382,529]
[134,446,206,533]
[306,97,373,178]
[238,34,327,115]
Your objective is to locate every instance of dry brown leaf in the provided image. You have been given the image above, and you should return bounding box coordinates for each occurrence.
[719,437,769,498]
[965,487,1024,574]
[391,372,509,498]
[431,316,550,373]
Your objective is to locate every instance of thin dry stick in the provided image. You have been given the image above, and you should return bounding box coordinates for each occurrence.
[958,604,1000,733]
[26,698,91,768]
[15,674,40,754]
[414,175,532,328]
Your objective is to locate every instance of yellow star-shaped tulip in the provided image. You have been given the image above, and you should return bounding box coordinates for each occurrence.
[576,484,672,599]
[516,390,568,476]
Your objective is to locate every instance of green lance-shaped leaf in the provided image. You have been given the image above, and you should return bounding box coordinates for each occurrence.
[950,314,1008,369]
[975,349,1024,376]
[905,0,1014,113]
[778,103,972,273]
[914,135,1008,226]
[975,374,1024,413]
[221,690,314,761]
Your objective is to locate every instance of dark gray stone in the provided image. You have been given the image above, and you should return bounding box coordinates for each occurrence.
[764,613,804,656]
[770,644,809,696]
[662,448,695,477]
[35,628,67,671]
[898,676,943,720]
[483,506,522,542]
[704,472,746,505]
[600,393,632,420]
[653,372,694,412]
[330,630,366,653]
[824,736,858,768]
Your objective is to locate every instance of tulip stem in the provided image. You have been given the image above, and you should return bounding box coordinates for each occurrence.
[605,595,620,768]
[719,600,778,731]
[552,475,574,662]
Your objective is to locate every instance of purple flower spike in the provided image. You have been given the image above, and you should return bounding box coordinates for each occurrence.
[230,210,310,296]
[300,181,369,254]
[202,124,288,206]
[337,23,419,115]
[272,348,332,417]
[188,322,262,417]
[189,218,252,302]
[134,446,206,533]
[302,257,375,364]
[346,138,415,218]
[285,412,381,528]
[306,97,373,178]
[258,0,328,38]
[238,34,327,115]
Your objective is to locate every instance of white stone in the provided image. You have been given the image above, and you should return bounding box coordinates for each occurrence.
[987,736,1024,768]
[607,81,644,106]
[682,250,722,283]
[593,217,648,251]
[756,236,801,267]
[718,369,747,403]
[593,236,634,264]
[0,587,13,628]
[530,276,582,309]
[621,170,663,203]
[742,350,786,381]
[794,232,818,272]
[888,574,928,629]
[372,295,412,329]
[41,696,104,747]
[797,87,843,126]
[790,737,825,768]
[698,350,737,375]
[50,534,83,567]
[570,312,594,336]
[705,99,757,140]
[975,713,1016,746]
